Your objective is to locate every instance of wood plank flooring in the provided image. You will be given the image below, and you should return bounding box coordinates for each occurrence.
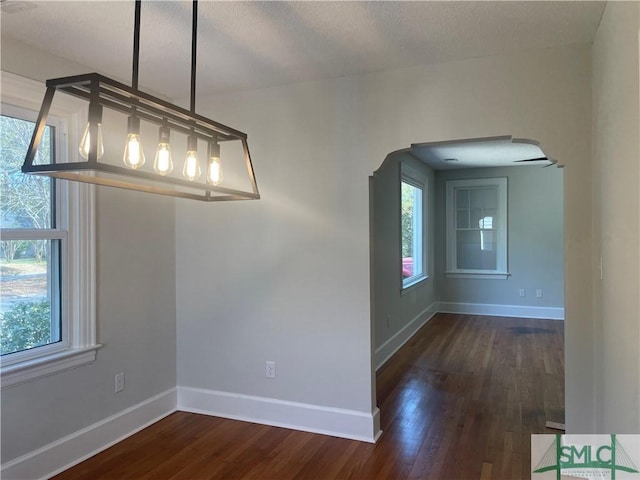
[53,313,564,479]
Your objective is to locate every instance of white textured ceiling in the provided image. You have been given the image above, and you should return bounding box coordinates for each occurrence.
[1,1,606,99]
[411,136,553,170]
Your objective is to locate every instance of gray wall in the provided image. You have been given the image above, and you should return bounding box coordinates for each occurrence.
[0,39,177,462]
[435,165,564,308]
[591,1,640,433]
[371,152,436,351]
[177,44,594,431]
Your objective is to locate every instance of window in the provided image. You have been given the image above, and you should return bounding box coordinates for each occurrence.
[445,177,508,278]
[401,164,427,289]
[1,109,63,356]
[0,72,97,388]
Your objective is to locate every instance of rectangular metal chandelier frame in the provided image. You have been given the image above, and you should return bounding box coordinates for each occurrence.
[23,72,260,202]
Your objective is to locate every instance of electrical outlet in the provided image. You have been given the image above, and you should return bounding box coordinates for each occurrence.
[115,372,125,393]
[536,289,543,298]
[519,289,526,297]
[266,361,276,379]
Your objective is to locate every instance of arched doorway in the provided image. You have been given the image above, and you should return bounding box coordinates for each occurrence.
[370,135,565,432]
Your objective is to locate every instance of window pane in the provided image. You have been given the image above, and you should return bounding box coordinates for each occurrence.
[470,208,484,228]
[470,188,484,208]
[456,209,469,229]
[0,115,53,229]
[456,230,497,270]
[0,239,61,355]
[401,182,414,262]
[480,230,495,251]
[402,181,423,283]
[482,188,497,209]
[456,189,469,208]
[455,185,500,270]
[481,210,497,227]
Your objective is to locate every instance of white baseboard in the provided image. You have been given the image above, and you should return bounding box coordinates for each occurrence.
[1,388,177,480]
[436,302,564,320]
[178,386,381,443]
[375,304,437,370]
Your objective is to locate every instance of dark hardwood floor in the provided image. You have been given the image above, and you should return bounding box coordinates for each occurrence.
[53,313,564,480]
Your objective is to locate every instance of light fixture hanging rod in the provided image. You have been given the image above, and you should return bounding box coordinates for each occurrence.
[190,0,198,113]
[132,0,141,90]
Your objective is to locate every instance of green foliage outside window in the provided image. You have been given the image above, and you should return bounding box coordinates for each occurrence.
[401,182,414,258]
[0,300,51,355]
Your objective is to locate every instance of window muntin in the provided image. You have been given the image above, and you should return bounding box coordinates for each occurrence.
[401,165,427,289]
[446,178,508,277]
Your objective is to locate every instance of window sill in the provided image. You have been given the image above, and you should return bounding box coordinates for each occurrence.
[445,272,510,280]
[402,275,429,293]
[1,344,102,389]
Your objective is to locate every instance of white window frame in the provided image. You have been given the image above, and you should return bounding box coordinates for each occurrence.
[0,72,99,388]
[401,163,428,290]
[445,177,508,279]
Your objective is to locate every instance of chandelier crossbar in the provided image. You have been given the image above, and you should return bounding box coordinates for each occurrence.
[48,73,244,141]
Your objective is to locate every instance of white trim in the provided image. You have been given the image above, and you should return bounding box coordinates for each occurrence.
[0,345,101,388]
[1,71,86,116]
[401,274,428,291]
[545,421,566,431]
[436,301,564,320]
[445,272,509,280]
[178,386,381,443]
[375,304,437,369]
[371,407,382,442]
[0,229,67,240]
[0,388,177,480]
[65,179,97,348]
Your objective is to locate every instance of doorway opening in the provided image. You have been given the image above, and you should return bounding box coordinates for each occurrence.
[369,135,565,433]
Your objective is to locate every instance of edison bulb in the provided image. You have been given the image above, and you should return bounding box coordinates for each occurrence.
[79,122,104,159]
[183,133,201,181]
[153,125,173,175]
[206,157,223,185]
[154,143,173,175]
[123,133,145,169]
[183,151,201,181]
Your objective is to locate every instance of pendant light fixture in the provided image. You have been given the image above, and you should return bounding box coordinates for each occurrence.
[22,0,259,202]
